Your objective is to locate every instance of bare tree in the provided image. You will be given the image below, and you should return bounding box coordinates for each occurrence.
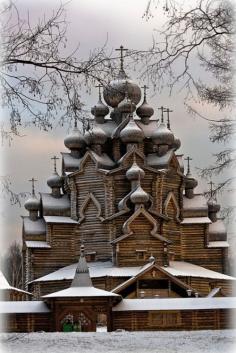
[1,241,23,289]
[0,1,118,141]
[130,0,235,199]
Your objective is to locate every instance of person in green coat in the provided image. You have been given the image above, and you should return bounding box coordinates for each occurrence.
[62,319,73,332]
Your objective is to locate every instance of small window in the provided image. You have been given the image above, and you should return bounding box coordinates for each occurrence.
[136,250,147,260]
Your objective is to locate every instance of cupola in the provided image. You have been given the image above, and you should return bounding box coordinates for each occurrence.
[184,157,198,199]
[120,115,144,144]
[64,118,85,157]
[136,85,154,124]
[47,156,63,198]
[91,85,109,123]
[24,177,40,221]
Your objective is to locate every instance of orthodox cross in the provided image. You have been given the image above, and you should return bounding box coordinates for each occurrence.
[208,181,215,199]
[115,45,128,71]
[158,106,167,123]
[28,177,37,196]
[164,108,173,129]
[184,156,192,174]
[141,85,149,100]
[95,84,103,100]
[51,156,59,173]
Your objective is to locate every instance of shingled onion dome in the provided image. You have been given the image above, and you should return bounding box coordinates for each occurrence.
[185,171,198,199]
[151,122,174,147]
[172,135,181,151]
[207,197,220,223]
[120,115,144,144]
[25,178,40,221]
[130,183,149,208]
[91,91,109,124]
[117,91,136,114]
[136,87,154,124]
[47,157,63,198]
[85,124,107,155]
[64,120,85,157]
[126,161,145,181]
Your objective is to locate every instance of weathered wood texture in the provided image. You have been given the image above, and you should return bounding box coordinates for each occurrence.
[111,309,235,331]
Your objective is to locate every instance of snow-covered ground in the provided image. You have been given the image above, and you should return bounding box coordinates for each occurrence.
[1,330,236,353]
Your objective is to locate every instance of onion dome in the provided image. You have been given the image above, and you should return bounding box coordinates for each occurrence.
[130,185,149,205]
[64,120,85,150]
[103,73,141,108]
[91,86,109,118]
[172,136,181,151]
[136,86,154,119]
[84,124,107,145]
[185,172,198,190]
[207,197,221,214]
[25,195,40,212]
[25,177,40,212]
[47,172,63,189]
[117,92,136,114]
[120,116,144,143]
[151,122,174,146]
[126,161,145,181]
[136,100,154,119]
[148,255,155,263]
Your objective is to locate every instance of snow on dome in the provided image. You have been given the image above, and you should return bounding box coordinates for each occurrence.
[120,116,144,143]
[24,194,40,212]
[47,171,63,189]
[64,126,85,150]
[126,161,145,181]
[130,185,149,204]
[136,99,154,119]
[84,125,107,145]
[91,100,109,117]
[151,122,174,146]
[103,73,142,108]
[117,93,136,114]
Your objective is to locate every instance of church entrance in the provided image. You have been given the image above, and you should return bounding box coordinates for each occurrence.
[59,310,95,332]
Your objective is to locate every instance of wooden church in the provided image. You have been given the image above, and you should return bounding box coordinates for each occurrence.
[2,46,236,332]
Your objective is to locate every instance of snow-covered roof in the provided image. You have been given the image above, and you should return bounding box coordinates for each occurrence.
[23,217,46,235]
[0,271,32,295]
[30,260,236,284]
[25,241,51,249]
[0,301,50,313]
[44,216,77,224]
[209,220,227,235]
[146,150,174,169]
[181,217,211,224]
[43,286,119,298]
[112,297,236,311]
[90,151,115,169]
[165,261,235,280]
[61,152,82,170]
[207,241,229,248]
[183,194,208,212]
[31,261,140,283]
[41,193,70,214]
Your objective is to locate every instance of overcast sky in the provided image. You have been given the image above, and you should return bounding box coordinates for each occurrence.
[1,0,235,253]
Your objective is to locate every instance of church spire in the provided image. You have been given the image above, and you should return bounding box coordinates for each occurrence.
[71,243,93,288]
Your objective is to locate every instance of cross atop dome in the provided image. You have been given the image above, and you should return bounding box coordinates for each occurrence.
[158,106,167,123]
[115,45,128,72]
[28,177,37,196]
[141,85,149,100]
[51,156,59,173]
[164,108,173,129]
[95,84,103,100]
[184,156,192,174]
[208,180,217,200]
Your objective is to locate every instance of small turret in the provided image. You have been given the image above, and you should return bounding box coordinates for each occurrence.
[136,85,154,124]
[64,117,85,157]
[24,177,40,221]
[47,156,63,198]
[120,115,144,145]
[91,85,109,123]
[184,157,198,199]
[151,107,174,155]
[207,181,221,222]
